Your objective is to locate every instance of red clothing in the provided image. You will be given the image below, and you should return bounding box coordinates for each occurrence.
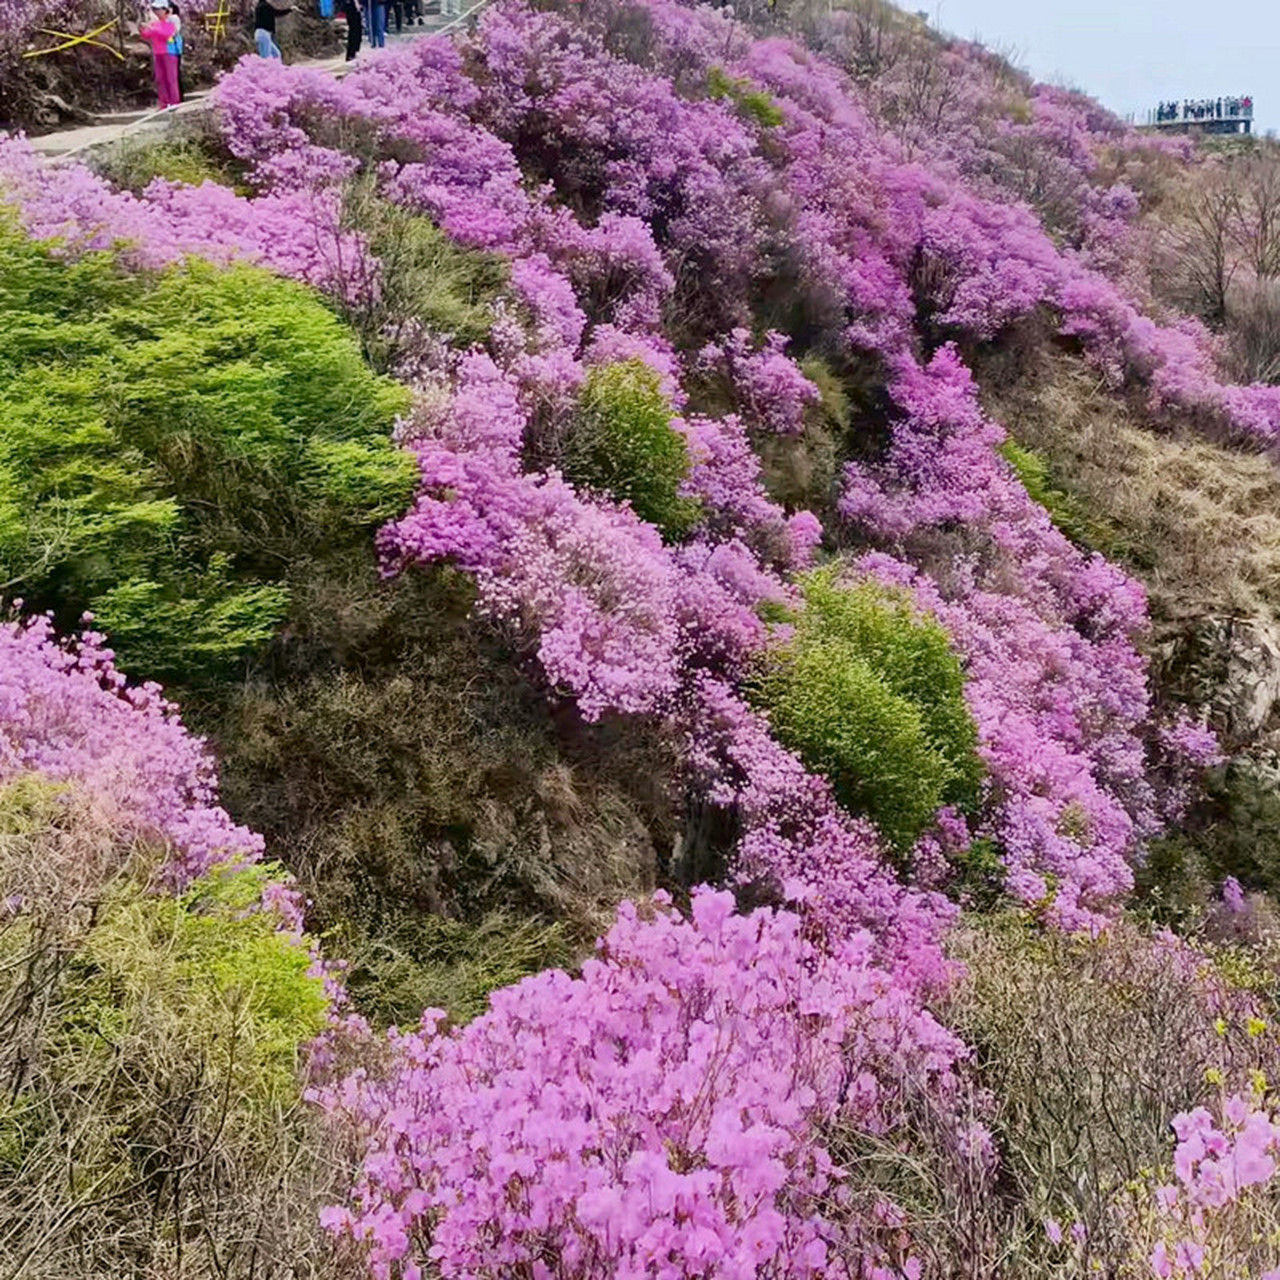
[141,19,180,106]
[139,15,175,51]
[152,51,180,106]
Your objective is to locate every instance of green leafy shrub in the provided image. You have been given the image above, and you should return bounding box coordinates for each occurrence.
[564,360,701,537]
[800,354,853,434]
[0,229,412,684]
[753,568,982,849]
[707,65,785,128]
[755,354,842,512]
[76,862,331,1090]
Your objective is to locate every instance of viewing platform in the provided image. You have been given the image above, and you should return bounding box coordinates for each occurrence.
[1142,96,1254,135]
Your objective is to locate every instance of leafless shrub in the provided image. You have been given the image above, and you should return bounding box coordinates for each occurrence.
[1154,145,1280,377]
[0,778,353,1280]
[1225,275,1280,383]
[819,913,1280,1279]
[1162,167,1243,325]
[945,917,1278,1272]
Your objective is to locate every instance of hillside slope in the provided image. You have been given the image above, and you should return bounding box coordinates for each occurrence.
[5,0,1280,1275]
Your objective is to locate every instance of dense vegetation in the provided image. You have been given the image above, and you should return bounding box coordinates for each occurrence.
[564,359,701,536]
[5,0,1280,1276]
[0,231,411,684]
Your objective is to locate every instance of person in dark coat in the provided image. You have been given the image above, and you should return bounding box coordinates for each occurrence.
[340,0,361,58]
[253,0,293,57]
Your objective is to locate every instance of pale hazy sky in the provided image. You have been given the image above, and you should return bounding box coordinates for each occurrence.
[928,0,1280,134]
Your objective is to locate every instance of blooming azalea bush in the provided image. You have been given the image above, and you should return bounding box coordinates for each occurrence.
[1151,1093,1280,1279]
[0,133,373,300]
[0,613,260,884]
[0,611,344,1275]
[315,887,962,1280]
[3,0,1228,942]
[1112,1082,1280,1279]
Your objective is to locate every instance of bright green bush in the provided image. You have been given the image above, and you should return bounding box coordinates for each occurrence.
[707,65,785,128]
[74,862,331,1094]
[754,568,982,849]
[0,229,413,684]
[564,360,700,537]
[999,437,1126,556]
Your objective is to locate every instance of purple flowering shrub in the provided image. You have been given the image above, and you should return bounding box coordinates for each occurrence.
[1135,1091,1280,1279]
[315,887,964,1280]
[835,344,1178,925]
[1,0,1228,923]
[0,613,261,884]
[696,328,820,436]
[0,611,348,1275]
[0,132,373,301]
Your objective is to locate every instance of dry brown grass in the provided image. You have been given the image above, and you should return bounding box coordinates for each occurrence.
[981,350,1280,627]
[205,560,674,1028]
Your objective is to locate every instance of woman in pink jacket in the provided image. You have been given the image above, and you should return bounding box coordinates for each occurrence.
[139,0,180,110]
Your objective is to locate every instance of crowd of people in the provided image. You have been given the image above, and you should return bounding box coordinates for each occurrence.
[1155,95,1253,123]
[341,0,458,59]
[140,0,460,109]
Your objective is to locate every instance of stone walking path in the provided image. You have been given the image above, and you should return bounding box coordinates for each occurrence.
[28,3,485,159]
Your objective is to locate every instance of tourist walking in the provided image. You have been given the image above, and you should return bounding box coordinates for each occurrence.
[340,0,361,58]
[361,0,386,47]
[140,0,180,109]
[253,0,294,58]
